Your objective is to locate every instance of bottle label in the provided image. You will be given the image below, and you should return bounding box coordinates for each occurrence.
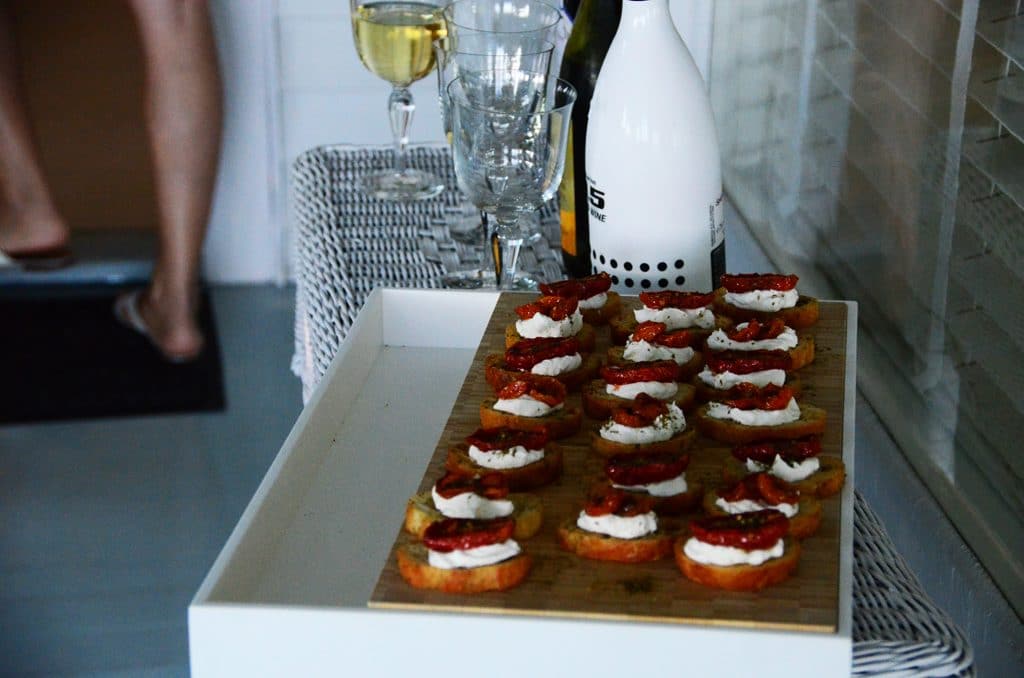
[586,176,606,223]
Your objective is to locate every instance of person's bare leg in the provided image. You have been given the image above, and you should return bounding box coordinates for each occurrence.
[0,4,69,255]
[127,0,222,359]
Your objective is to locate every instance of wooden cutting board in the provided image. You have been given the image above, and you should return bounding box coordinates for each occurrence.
[369,293,848,632]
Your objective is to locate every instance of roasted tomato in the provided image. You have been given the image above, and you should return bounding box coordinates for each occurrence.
[434,471,510,500]
[466,427,548,452]
[630,321,694,348]
[722,383,794,411]
[705,350,792,375]
[719,472,799,506]
[583,484,654,517]
[726,318,788,342]
[504,336,580,371]
[689,510,789,550]
[731,436,822,464]
[515,295,578,321]
[496,375,566,406]
[600,359,679,385]
[720,273,799,294]
[422,517,515,553]
[610,392,669,428]
[639,290,714,310]
[540,272,612,299]
[605,452,689,486]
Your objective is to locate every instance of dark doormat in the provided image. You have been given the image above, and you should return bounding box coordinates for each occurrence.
[0,283,225,424]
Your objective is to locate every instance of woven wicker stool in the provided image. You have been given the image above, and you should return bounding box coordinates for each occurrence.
[290,143,975,676]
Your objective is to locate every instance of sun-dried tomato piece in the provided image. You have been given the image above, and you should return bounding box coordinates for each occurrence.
[630,321,694,349]
[540,272,611,299]
[600,360,679,385]
[722,383,794,411]
[583,484,654,517]
[720,273,799,294]
[496,376,565,406]
[422,518,515,553]
[731,436,822,464]
[609,393,669,428]
[689,510,789,550]
[705,350,792,375]
[466,427,548,452]
[726,318,788,342]
[639,290,714,310]
[504,336,580,371]
[515,295,578,321]
[605,452,689,486]
[718,472,799,506]
[434,470,511,500]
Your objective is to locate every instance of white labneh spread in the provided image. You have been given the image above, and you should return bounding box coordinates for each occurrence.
[431,486,514,519]
[697,366,786,390]
[515,309,583,338]
[724,288,799,312]
[683,537,785,566]
[600,402,686,444]
[634,305,715,330]
[623,340,695,365]
[706,323,798,351]
[613,473,688,497]
[606,380,678,400]
[469,444,544,469]
[706,397,801,426]
[531,353,582,376]
[427,539,521,569]
[715,496,798,518]
[579,292,608,310]
[576,511,658,539]
[744,454,821,482]
[494,395,562,418]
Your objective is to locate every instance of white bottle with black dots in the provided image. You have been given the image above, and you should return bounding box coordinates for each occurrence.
[585,0,725,293]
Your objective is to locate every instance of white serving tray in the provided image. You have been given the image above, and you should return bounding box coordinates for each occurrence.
[189,288,856,677]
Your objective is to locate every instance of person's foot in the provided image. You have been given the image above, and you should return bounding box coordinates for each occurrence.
[135,286,205,362]
[0,203,71,256]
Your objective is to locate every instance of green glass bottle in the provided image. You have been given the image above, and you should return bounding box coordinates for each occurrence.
[557,0,621,278]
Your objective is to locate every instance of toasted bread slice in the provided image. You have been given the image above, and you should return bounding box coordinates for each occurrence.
[404,491,543,540]
[702,490,822,539]
[589,426,696,457]
[579,291,622,325]
[557,519,674,563]
[712,289,820,329]
[484,351,602,393]
[674,537,800,591]
[706,332,815,371]
[446,442,564,491]
[582,380,696,420]
[505,322,596,352]
[606,346,705,380]
[692,402,826,444]
[479,397,582,439]
[397,542,532,593]
[722,454,846,499]
[693,374,804,403]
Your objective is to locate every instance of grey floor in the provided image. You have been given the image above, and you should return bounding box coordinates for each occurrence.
[0,283,303,677]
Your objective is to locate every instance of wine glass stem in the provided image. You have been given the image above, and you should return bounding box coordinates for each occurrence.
[388,86,415,174]
[495,216,524,290]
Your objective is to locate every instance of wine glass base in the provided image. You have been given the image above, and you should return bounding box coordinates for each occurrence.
[359,168,445,202]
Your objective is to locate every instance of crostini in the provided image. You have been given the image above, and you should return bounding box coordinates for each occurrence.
[446,427,563,491]
[693,383,826,444]
[604,451,703,515]
[722,436,846,498]
[484,336,601,392]
[506,295,596,351]
[606,321,704,380]
[479,373,582,439]
[692,349,802,402]
[705,318,815,370]
[610,290,727,345]
[712,273,819,329]
[583,360,696,420]
[539,272,621,325]
[589,393,695,456]
[703,472,821,539]
[558,484,674,563]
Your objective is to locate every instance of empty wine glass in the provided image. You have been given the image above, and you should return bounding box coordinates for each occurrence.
[350,0,447,201]
[447,71,576,290]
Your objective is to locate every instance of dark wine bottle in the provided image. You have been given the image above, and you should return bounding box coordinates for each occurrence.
[556,0,621,278]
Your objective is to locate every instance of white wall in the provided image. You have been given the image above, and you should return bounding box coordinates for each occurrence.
[206,0,714,282]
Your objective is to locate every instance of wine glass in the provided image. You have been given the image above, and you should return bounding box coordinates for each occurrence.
[433,34,555,288]
[350,0,447,201]
[447,70,576,290]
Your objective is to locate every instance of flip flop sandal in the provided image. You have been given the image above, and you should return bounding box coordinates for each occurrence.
[113,290,202,364]
[0,244,75,271]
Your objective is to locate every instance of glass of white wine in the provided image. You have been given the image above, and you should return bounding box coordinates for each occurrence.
[350,0,447,201]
